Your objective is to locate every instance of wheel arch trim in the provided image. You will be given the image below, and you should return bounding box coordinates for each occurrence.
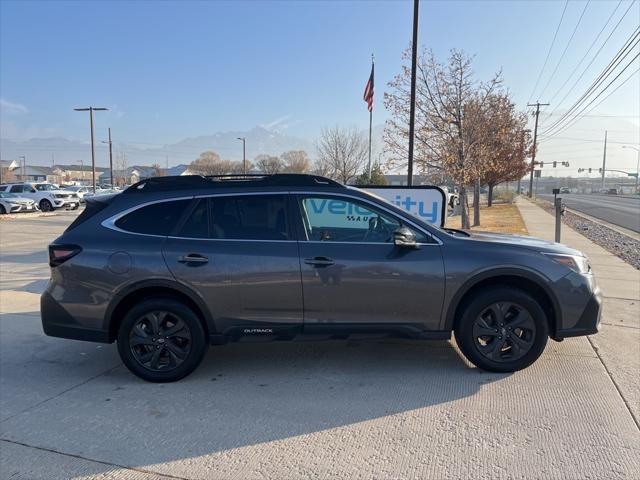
[443,267,562,333]
[104,278,215,341]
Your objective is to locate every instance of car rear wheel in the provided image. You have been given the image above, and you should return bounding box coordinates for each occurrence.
[39,199,53,212]
[117,298,208,382]
[454,287,548,372]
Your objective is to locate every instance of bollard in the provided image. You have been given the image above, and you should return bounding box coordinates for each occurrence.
[555,196,562,243]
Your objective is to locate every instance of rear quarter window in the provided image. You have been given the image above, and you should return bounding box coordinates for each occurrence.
[114,199,191,236]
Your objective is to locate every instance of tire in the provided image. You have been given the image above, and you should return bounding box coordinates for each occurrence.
[39,199,53,212]
[454,287,548,372]
[0,205,6,214]
[117,298,208,382]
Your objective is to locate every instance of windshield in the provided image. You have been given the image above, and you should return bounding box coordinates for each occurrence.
[35,184,59,191]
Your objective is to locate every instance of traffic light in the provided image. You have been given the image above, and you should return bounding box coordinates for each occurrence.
[553,161,557,168]
[599,168,603,173]
[539,161,544,168]
[588,168,592,173]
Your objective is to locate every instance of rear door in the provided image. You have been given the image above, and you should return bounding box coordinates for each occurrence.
[162,193,303,336]
[294,193,445,331]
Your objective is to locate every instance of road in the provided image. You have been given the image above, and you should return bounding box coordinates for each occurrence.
[1,212,639,479]
[538,193,640,233]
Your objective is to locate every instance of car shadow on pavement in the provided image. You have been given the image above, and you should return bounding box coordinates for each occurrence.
[0,320,510,475]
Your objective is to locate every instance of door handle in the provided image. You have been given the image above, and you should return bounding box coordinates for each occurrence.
[304,256,335,267]
[178,254,209,264]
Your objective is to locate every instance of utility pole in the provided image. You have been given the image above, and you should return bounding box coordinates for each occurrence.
[101,128,114,187]
[74,106,108,193]
[601,130,607,190]
[237,137,246,174]
[527,102,549,197]
[407,0,419,187]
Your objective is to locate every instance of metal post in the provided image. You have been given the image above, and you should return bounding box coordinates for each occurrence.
[407,0,419,187]
[555,196,562,242]
[74,107,108,193]
[601,130,607,190]
[237,137,246,174]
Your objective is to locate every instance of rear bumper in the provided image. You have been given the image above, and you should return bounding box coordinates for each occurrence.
[553,286,602,340]
[41,291,110,343]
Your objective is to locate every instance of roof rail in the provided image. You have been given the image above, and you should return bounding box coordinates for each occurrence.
[123,173,343,194]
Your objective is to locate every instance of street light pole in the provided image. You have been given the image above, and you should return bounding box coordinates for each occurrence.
[19,155,26,180]
[237,137,246,174]
[74,107,108,193]
[622,145,640,193]
[407,0,419,187]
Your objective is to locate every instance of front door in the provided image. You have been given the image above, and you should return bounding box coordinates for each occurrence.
[162,194,303,335]
[294,194,445,331]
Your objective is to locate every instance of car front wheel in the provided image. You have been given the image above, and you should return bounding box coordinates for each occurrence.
[117,298,208,382]
[39,199,53,212]
[454,287,548,372]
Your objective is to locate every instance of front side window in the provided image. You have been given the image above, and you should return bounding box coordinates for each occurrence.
[300,196,428,243]
[178,194,289,241]
[115,199,190,236]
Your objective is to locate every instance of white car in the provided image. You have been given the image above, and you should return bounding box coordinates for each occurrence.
[0,183,80,212]
[0,192,38,214]
[64,185,92,203]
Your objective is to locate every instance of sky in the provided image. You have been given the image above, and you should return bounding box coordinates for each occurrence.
[1,0,639,175]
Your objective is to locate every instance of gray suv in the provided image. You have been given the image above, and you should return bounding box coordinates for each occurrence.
[41,174,601,382]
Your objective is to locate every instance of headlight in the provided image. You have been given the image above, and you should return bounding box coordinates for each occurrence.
[544,253,591,274]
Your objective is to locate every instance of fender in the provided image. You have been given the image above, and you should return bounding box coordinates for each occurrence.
[442,266,562,332]
[103,277,216,333]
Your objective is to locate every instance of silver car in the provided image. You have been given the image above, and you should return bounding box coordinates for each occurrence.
[41,174,601,382]
[0,192,38,214]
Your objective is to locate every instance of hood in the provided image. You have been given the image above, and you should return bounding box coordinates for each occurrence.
[4,196,34,204]
[462,230,584,256]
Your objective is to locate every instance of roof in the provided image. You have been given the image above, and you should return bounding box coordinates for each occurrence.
[123,174,343,194]
[54,164,109,172]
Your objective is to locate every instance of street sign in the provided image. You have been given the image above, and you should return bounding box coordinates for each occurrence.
[357,185,447,228]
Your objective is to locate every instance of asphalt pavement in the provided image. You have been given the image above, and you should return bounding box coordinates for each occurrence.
[538,193,640,233]
[0,211,639,479]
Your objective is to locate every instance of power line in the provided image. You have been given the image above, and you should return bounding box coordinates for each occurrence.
[546,0,622,108]
[538,0,591,100]
[542,1,637,121]
[541,28,640,136]
[527,0,569,103]
[543,54,639,138]
[545,66,640,137]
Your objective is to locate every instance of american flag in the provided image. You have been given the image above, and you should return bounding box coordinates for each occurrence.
[363,63,374,112]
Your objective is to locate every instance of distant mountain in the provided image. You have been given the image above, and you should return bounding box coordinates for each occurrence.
[0,126,317,168]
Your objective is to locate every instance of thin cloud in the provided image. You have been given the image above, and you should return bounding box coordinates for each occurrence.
[0,98,29,115]
[261,115,292,131]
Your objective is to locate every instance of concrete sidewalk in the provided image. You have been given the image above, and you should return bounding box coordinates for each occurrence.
[517,197,640,425]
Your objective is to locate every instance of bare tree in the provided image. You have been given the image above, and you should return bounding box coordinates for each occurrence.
[316,126,368,184]
[255,155,283,174]
[190,151,232,175]
[385,48,502,228]
[150,163,165,177]
[281,150,310,173]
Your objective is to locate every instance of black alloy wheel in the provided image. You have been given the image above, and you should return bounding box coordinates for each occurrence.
[454,287,548,373]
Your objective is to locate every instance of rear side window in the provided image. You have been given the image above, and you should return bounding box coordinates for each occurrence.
[177,195,289,240]
[115,200,190,236]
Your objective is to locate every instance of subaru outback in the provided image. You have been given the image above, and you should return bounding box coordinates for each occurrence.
[41,174,601,382]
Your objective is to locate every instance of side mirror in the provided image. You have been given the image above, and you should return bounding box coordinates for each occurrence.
[393,226,418,249]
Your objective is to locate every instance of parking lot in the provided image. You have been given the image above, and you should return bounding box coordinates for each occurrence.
[1,212,639,479]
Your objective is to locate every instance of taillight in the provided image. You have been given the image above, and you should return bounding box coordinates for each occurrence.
[48,244,82,267]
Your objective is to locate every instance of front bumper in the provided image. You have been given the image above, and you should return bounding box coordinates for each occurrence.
[52,199,80,209]
[553,286,602,340]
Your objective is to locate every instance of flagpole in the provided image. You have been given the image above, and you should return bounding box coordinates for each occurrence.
[368,54,374,181]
